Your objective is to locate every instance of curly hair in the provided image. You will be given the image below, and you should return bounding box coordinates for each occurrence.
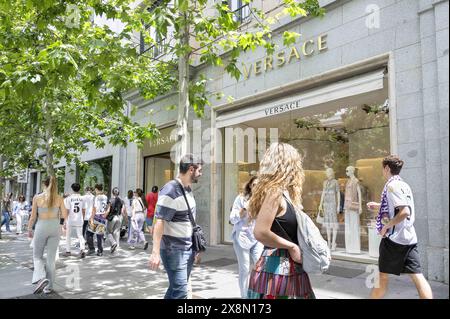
[248,142,305,221]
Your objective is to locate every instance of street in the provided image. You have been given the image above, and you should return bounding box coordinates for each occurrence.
[0,229,448,299]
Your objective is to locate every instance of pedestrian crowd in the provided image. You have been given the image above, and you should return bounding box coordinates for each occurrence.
[1,143,433,299]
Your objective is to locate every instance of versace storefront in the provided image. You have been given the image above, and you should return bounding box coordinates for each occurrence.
[215,65,391,263]
[204,0,448,283]
[142,126,177,194]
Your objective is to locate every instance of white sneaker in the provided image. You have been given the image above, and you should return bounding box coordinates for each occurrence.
[43,286,53,294]
[33,278,49,294]
[129,246,135,250]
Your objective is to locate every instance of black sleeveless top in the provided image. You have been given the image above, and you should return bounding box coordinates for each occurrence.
[269,199,299,246]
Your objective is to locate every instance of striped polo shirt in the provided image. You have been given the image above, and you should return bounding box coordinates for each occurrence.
[155,179,196,250]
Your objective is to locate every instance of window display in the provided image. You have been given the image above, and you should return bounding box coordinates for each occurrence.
[144,153,175,194]
[78,157,112,196]
[223,100,390,256]
[318,168,340,251]
[344,165,362,254]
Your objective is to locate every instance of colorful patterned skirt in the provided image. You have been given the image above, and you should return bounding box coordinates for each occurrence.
[247,247,316,299]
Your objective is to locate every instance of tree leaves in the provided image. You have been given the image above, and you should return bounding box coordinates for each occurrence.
[0,0,175,176]
[0,0,324,177]
[283,31,300,46]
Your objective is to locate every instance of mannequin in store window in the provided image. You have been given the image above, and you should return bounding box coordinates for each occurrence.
[318,168,340,251]
[344,166,362,254]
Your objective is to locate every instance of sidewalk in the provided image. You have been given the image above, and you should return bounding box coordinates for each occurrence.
[0,230,448,299]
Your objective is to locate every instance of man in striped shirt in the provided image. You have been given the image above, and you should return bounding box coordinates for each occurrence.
[149,154,203,299]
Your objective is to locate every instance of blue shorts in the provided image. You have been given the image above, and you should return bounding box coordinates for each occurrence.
[146,217,153,227]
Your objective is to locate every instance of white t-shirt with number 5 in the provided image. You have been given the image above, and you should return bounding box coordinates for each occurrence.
[64,193,85,227]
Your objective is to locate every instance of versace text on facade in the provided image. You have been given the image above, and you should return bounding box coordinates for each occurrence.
[264,99,302,116]
[241,34,328,80]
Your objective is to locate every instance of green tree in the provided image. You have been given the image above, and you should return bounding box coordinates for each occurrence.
[0,0,324,182]
[136,0,324,167]
[0,0,176,178]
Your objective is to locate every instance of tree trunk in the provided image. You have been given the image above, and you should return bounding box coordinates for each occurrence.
[45,139,55,178]
[0,155,3,239]
[175,6,190,174]
[42,102,56,178]
[0,155,3,198]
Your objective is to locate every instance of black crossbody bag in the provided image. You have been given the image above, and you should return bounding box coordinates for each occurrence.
[175,180,206,252]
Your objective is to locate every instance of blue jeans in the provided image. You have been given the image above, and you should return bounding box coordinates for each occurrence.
[160,248,195,299]
[1,212,11,232]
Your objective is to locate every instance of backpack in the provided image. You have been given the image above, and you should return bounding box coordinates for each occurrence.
[109,198,123,220]
[283,192,331,274]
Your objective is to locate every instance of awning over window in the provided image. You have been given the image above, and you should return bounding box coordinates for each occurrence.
[215,69,386,128]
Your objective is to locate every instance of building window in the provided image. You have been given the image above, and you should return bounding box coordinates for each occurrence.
[228,0,250,23]
[140,1,167,57]
[78,157,112,196]
[140,28,167,58]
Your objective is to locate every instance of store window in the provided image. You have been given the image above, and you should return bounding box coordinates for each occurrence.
[222,99,390,257]
[142,126,177,194]
[78,157,112,195]
[9,179,21,199]
[144,153,175,194]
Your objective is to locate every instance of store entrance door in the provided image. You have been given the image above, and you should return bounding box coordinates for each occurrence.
[144,153,175,194]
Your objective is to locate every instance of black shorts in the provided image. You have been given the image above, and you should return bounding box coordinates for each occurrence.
[378,237,422,276]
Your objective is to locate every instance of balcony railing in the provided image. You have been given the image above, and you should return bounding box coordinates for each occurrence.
[231,3,251,24]
[140,31,166,58]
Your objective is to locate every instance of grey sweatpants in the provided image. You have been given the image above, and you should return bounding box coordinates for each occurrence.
[106,215,122,247]
[32,219,60,289]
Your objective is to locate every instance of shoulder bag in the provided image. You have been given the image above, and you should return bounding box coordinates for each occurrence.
[175,180,206,252]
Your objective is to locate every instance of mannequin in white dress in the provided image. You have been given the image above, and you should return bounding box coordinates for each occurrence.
[318,168,340,251]
[344,166,362,254]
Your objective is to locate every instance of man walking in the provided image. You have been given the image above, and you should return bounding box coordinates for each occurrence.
[149,154,203,299]
[82,187,95,239]
[368,155,433,299]
[63,183,86,258]
[86,184,108,256]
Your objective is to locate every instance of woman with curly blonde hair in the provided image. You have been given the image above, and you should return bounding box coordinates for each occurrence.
[247,142,315,299]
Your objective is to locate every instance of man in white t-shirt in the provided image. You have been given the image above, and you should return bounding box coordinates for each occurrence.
[367,155,433,299]
[64,183,86,258]
[86,184,109,256]
[82,186,95,239]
